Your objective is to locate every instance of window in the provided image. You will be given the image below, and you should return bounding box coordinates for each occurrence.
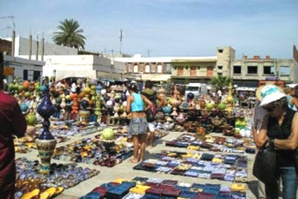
[280,66,290,76]
[157,64,163,73]
[145,64,150,73]
[151,65,156,73]
[197,66,200,70]
[263,66,274,75]
[217,65,223,70]
[190,66,196,76]
[133,65,138,73]
[177,67,183,76]
[234,66,241,74]
[186,66,189,70]
[127,63,132,72]
[247,66,258,74]
[217,72,223,76]
[33,71,41,81]
[218,49,223,53]
[23,70,28,80]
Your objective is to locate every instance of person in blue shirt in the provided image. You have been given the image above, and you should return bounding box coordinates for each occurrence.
[126,83,153,163]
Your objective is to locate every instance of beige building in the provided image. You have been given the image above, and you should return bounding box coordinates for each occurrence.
[115,46,298,86]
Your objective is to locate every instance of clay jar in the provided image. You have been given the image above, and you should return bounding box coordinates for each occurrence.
[199,99,206,109]
[196,126,206,140]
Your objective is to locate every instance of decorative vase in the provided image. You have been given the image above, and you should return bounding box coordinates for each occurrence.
[35,85,57,175]
[196,126,206,140]
[199,99,206,109]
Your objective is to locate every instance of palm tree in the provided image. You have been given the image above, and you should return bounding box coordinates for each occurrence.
[210,75,232,91]
[53,19,86,49]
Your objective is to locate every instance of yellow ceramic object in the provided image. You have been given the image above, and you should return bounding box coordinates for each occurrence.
[168,152,177,157]
[187,145,200,151]
[21,188,40,199]
[130,185,150,194]
[54,187,64,195]
[181,153,192,158]
[39,191,50,199]
[231,183,246,192]
[212,157,223,163]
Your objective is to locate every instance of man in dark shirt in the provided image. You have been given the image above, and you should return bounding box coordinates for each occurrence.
[0,52,27,198]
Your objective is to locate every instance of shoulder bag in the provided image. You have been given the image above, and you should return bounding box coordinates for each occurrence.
[253,140,277,184]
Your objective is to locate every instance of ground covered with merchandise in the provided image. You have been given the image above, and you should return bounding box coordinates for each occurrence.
[16,126,259,199]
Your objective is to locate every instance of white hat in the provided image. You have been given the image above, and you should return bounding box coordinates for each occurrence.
[259,85,287,107]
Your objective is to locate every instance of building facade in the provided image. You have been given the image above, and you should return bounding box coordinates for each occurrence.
[115,46,298,86]
[2,35,124,82]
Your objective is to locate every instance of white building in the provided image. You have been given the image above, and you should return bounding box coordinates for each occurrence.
[3,54,45,83]
[4,35,125,82]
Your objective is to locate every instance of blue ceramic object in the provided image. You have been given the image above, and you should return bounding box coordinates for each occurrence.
[37,85,56,139]
[187,92,195,100]
[162,106,172,114]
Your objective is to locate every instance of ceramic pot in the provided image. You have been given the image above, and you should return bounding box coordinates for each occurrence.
[199,99,206,109]
[36,139,57,175]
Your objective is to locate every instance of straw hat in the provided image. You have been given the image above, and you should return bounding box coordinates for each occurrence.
[259,85,287,107]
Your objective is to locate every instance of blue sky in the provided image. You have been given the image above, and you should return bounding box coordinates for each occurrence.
[1,0,298,58]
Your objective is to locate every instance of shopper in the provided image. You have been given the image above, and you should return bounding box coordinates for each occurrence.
[252,86,268,199]
[126,83,152,163]
[0,52,27,198]
[256,85,298,199]
[141,80,157,148]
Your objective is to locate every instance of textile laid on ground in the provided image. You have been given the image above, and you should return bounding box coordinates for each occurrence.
[166,133,255,154]
[80,176,247,199]
[133,151,248,183]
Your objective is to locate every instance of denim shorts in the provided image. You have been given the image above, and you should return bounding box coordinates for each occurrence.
[128,117,148,135]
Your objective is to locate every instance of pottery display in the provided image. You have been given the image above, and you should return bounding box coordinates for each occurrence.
[36,85,57,175]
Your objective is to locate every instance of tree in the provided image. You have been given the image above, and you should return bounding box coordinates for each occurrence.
[53,19,86,49]
[210,75,232,91]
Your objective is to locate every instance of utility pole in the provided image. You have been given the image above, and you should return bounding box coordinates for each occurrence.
[119,29,123,55]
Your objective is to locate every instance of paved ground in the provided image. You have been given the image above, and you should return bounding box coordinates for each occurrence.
[17,129,259,199]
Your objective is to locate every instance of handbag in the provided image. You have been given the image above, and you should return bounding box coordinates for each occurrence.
[145,105,156,122]
[253,140,277,184]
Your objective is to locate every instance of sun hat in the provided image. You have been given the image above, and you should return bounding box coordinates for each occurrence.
[259,85,287,107]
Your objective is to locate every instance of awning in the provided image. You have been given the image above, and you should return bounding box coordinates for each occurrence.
[141,74,171,81]
[55,70,96,81]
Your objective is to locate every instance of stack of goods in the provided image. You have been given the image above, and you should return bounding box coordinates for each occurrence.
[133,151,248,182]
[80,177,247,199]
[166,133,255,154]
[15,157,99,199]
[52,137,133,167]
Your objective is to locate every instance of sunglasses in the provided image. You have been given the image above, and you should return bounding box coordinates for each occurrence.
[264,106,275,112]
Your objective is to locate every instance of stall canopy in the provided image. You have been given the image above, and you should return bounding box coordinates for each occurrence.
[55,70,96,81]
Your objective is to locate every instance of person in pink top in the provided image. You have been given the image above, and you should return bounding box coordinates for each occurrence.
[0,52,27,198]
